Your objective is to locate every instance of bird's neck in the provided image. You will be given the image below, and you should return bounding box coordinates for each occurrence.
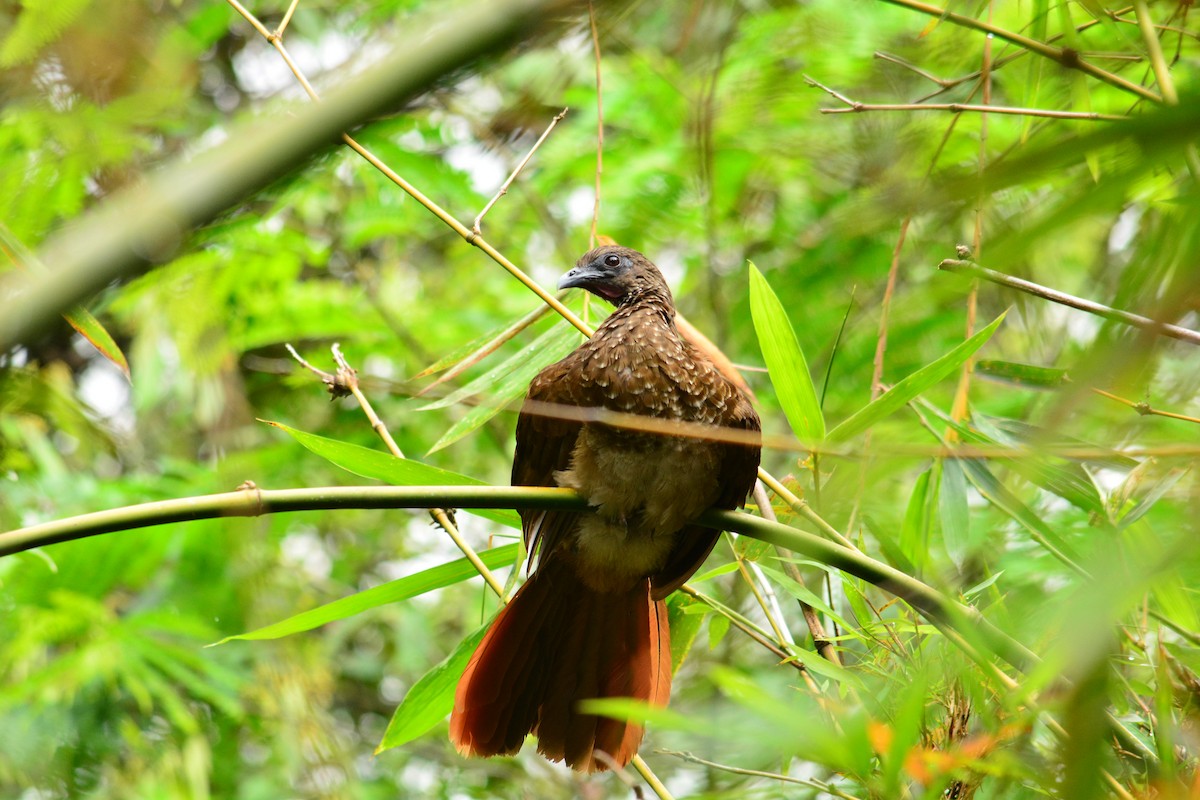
[615,286,675,320]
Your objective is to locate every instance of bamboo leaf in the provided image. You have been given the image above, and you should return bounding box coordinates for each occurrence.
[666,592,706,673]
[415,302,553,386]
[0,221,130,379]
[826,313,1005,443]
[425,322,580,453]
[267,422,520,528]
[419,321,578,411]
[976,359,1068,389]
[939,457,971,566]
[213,544,520,644]
[377,623,488,752]
[63,305,131,381]
[900,468,933,575]
[748,261,825,442]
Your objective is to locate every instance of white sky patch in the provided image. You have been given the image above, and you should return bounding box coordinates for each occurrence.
[1108,205,1142,255]
[281,528,333,580]
[654,248,686,287]
[232,30,357,100]
[564,186,595,227]
[76,351,135,435]
[444,142,506,194]
[1042,301,1100,345]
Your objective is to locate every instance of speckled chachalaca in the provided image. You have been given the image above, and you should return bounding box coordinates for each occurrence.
[450,245,761,772]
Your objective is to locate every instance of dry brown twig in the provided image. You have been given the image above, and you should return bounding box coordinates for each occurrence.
[472,108,568,236]
[753,482,841,666]
[805,75,1126,121]
[286,343,507,598]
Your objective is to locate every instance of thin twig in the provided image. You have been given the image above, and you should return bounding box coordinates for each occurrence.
[818,101,1125,121]
[871,219,909,401]
[588,0,604,248]
[1090,388,1200,425]
[874,51,953,87]
[754,483,841,666]
[630,756,673,800]
[938,259,1200,346]
[657,750,863,799]
[679,586,812,680]
[273,0,301,40]
[756,471,858,551]
[876,0,1162,103]
[472,108,568,236]
[223,0,592,339]
[807,76,1124,121]
[726,532,792,646]
[289,345,507,598]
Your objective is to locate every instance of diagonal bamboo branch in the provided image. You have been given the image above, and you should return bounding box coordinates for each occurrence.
[938,258,1200,346]
[0,0,572,352]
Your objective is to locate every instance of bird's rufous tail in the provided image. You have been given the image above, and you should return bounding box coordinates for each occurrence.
[449,557,671,772]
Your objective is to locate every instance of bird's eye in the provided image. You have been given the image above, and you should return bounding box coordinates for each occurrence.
[604,255,620,267]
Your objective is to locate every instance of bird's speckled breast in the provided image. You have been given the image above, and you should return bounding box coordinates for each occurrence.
[550,301,729,592]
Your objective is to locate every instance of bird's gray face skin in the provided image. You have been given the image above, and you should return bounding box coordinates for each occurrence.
[557,248,634,302]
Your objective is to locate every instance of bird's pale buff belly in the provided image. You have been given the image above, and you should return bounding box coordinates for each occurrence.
[554,426,719,592]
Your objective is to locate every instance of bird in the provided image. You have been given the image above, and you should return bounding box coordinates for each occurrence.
[449,245,762,772]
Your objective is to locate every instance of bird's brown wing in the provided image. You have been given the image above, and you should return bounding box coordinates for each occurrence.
[713,390,762,511]
[650,384,762,599]
[513,358,584,558]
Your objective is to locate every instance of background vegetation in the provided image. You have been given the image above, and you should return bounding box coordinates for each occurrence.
[1,0,1198,797]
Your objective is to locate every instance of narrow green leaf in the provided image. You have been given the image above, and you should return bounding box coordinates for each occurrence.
[862,514,915,575]
[880,675,928,795]
[962,570,1005,600]
[976,359,1068,389]
[64,305,131,380]
[415,302,554,384]
[414,330,501,379]
[826,312,1005,443]
[213,544,519,644]
[690,562,740,583]
[576,698,697,731]
[748,262,825,441]
[759,564,854,632]
[377,623,488,752]
[841,577,875,631]
[972,415,1108,515]
[1116,466,1187,529]
[960,458,1085,574]
[707,613,731,651]
[425,322,580,453]
[666,592,706,673]
[268,422,520,528]
[939,457,970,566]
[419,321,578,411]
[900,468,933,575]
[0,221,130,379]
[785,644,865,690]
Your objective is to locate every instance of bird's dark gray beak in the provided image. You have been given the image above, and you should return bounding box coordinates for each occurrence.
[558,266,604,290]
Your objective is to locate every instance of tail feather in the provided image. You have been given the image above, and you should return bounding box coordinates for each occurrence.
[450,558,672,772]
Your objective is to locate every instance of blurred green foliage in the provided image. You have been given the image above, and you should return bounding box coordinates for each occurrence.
[2,0,1199,798]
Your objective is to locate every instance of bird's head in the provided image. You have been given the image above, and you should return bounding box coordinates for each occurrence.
[557,246,673,307]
